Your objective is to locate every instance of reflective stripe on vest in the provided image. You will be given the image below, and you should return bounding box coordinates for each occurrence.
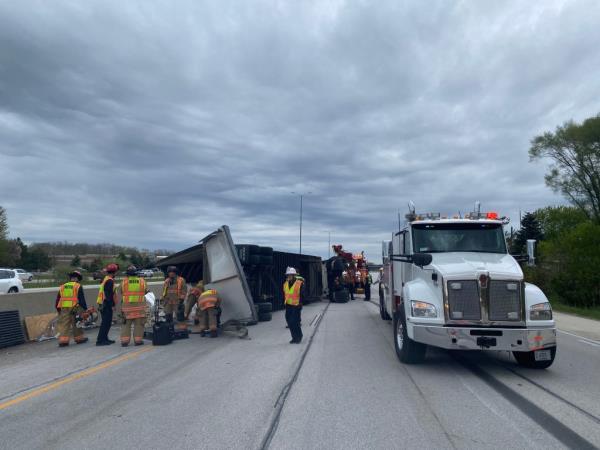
[163,276,185,299]
[198,289,218,310]
[58,282,80,309]
[97,276,117,305]
[121,277,146,304]
[283,280,303,306]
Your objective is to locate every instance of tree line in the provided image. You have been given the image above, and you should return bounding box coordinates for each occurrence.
[0,208,171,272]
[517,114,600,309]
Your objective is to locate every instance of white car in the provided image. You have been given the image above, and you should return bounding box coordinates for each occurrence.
[0,268,24,294]
[137,269,154,278]
[13,268,33,282]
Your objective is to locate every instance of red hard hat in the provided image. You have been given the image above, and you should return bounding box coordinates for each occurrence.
[105,263,119,273]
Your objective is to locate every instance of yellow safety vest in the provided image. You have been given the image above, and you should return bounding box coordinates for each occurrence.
[121,276,147,319]
[58,282,81,309]
[97,276,117,305]
[121,277,146,303]
[163,276,186,303]
[283,279,303,306]
[198,289,218,311]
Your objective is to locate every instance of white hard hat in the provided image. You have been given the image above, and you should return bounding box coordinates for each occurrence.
[285,267,297,275]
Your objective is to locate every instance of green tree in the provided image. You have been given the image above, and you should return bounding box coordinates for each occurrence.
[70,255,81,267]
[534,206,588,241]
[511,212,543,254]
[530,115,600,222]
[89,257,103,272]
[543,222,600,308]
[0,206,9,266]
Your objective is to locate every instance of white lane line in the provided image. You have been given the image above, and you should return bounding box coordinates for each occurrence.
[558,329,600,346]
[578,339,600,348]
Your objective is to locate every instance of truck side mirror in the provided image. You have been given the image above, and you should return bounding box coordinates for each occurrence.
[412,253,432,268]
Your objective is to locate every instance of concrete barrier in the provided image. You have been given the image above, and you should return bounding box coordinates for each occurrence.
[0,282,165,322]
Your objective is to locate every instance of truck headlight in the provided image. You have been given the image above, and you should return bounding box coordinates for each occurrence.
[530,302,552,320]
[411,301,437,318]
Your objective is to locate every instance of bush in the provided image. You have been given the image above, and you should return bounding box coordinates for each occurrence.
[543,222,600,308]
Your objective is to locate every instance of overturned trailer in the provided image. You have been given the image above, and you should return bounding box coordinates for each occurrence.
[157,226,323,317]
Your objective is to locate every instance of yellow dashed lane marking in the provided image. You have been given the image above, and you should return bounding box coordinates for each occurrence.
[0,346,154,411]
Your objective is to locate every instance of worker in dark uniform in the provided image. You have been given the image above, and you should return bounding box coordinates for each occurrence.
[283,267,304,344]
[364,271,373,301]
[96,263,118,346]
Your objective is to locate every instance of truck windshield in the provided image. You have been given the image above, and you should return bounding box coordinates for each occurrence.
[412,223,507,254]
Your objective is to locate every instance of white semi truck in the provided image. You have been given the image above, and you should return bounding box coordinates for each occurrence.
[380,203,557,369]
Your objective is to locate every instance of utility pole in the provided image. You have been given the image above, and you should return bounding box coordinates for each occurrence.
[328,231,331,258]
[291,191,311,255]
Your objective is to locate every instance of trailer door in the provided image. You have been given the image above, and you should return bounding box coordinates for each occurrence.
[202,225,258,324]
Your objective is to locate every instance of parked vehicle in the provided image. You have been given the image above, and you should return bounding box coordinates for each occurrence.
[380,203,557,369]
[13,268,33,282]
[137,269,154,278]
[92,270,105,281]
[0,269,24,294]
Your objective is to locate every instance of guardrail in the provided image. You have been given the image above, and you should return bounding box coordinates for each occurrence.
[0,282,165,321]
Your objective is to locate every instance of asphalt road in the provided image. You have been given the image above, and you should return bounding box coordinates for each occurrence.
[1,297,599,450]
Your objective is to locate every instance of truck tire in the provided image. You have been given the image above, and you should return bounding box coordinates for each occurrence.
[258,312,272,322]
[248,245,261,255]
[256,302,272,313]
[394,307,426,364]
[512,347,556,369]
[258,255,273,266]
[379,297,391,320]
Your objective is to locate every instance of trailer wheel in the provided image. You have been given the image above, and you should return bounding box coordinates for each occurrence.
[258,312,272,322]
[256,302,272,313]
[513,347,556,369]
[394,308,426,364]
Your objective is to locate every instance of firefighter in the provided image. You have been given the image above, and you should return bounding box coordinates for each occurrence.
[96,263,119,346]
[161,266,186,324]
[120,265,148,346]
[185,281,204,323]
[55,271,89,347]
[364,271,373,301]
[283,267,303,344]
[197,287,220,338]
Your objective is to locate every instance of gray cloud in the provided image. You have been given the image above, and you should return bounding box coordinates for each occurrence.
[1,0,600,262]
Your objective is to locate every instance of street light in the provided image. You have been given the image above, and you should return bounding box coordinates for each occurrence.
[291,191,311,254]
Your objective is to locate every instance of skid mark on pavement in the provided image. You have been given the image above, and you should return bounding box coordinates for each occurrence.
[0,346,154,412]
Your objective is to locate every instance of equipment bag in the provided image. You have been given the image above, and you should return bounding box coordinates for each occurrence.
[333,289,350,303]
[152,322,172,346]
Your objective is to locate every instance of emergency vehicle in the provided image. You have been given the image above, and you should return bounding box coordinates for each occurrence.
[380,202,557,369]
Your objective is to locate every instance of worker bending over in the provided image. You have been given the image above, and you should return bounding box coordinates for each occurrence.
[197,287,220,338]
[284,267,304,344]
[185,281,204,323]
[162,266,186,324]
[120,265,148,346]
[55,271,89,347]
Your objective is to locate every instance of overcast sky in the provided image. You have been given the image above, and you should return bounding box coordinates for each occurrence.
[1,0,599,262]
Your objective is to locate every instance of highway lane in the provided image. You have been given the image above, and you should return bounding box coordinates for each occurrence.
[1,298,599,449]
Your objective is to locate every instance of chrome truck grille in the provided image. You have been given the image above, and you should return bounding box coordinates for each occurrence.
[446,279,522,324]
[488,280,521,321]
[447,281,481,320]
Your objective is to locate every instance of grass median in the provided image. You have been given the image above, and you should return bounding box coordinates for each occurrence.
[550,301,600,321]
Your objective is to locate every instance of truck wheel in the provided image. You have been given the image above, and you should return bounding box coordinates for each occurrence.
[256,302,272,313]
[258,312,272,322]
[394,308,426,364]
[513,347,556,369]
[8,287,18,293]
[379,299,386,320]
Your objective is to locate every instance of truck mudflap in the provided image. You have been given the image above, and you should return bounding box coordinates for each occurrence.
[411,325,556,351]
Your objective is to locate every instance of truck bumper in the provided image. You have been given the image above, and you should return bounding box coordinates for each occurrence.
[411,325,557,351]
